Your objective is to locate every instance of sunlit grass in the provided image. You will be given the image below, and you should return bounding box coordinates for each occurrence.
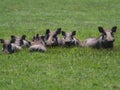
[0,0,120,90]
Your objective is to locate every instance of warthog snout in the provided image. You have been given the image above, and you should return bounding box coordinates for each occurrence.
[105,40,115,43]
[65,42,72,46]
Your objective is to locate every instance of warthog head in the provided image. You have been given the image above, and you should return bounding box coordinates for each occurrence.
[31,34,45,45]
[98,26,117,48]
[62,31,77,46]
[29,34,46,52]
[44,28,61,46]
[11,35,31,47]
[0,39,21,54]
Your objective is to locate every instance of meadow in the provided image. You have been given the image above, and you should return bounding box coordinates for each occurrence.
[0,0,120,90]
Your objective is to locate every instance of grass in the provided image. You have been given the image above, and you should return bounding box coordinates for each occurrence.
[0,0,120,90]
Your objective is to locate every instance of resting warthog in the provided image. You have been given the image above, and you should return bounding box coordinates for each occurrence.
[11,35,31,47]
[0,39,22,54]
[83,26,117,49]
[0,35,31,54]
[29,34,47,52]
[61,31,82,47]
[43,28,62,47]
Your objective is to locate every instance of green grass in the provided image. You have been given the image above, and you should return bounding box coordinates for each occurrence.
[0,0,120,90]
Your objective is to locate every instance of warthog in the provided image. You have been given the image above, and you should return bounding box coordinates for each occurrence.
[29,34,47,52]
[43,28,62,47]
[0,39,22,54]
[61,31,82,47]
[0,35,31,54]
[83,26,117,49]
[11,35,31,47]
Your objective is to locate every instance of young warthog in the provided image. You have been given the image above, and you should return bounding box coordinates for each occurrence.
[0,39,22,54]
[61,31,82,47]
[29,34,47,52]
[83,26,117,49]
[43,28,62,47]
[11,35,31,47]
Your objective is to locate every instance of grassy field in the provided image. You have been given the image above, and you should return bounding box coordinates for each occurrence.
[0,0,120,90]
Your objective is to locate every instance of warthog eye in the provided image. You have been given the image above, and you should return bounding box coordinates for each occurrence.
[20,39,24,46]
[111,33,114,37]
[52,38,54,41]
[102,32,106,39]
[8,44,12,51]
[103,32,106,35]
[8,44,12,49]
[102,34,105,40]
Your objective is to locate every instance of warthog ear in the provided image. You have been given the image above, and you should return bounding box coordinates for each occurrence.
[98,26,104,33]
[10,37,16,43]
[0,39,4,43]
[56,28,61,34]
[72,31,76,36]
[11,35,16,39]
[36,34,39,39]
[41,35,45,41]
[111,26,117,33]
[62,31,66,36]
[32,36,36,41]
[28,41,31,46]
[21,35,26,40]
[8,44,12,50]
[46,29,50,35]
[10,35,16,43]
